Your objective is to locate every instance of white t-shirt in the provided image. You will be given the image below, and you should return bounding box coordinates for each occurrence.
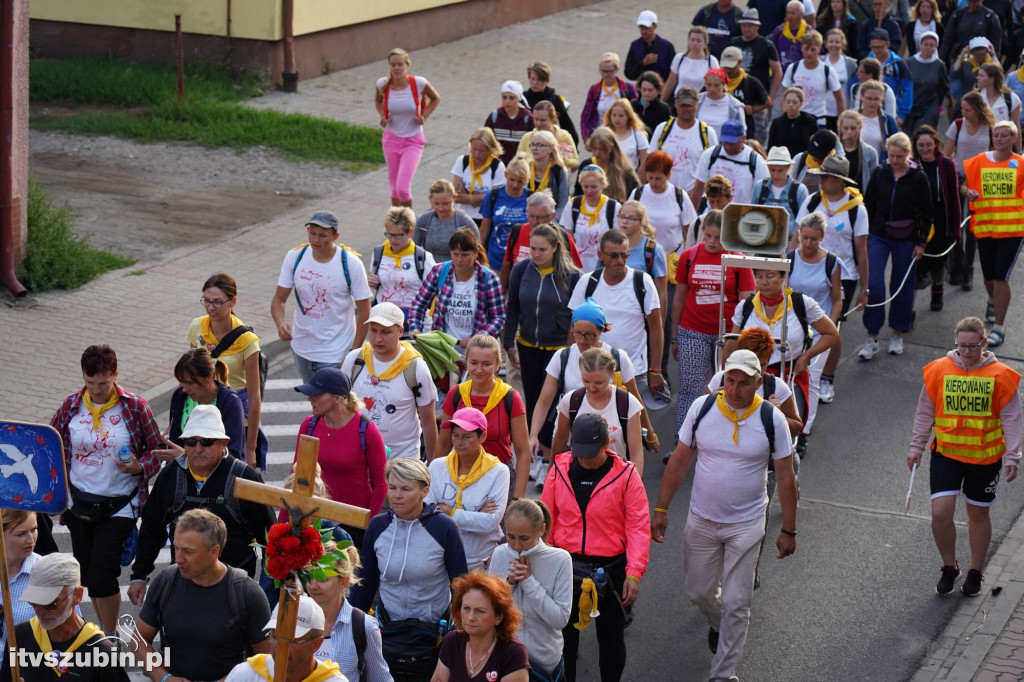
[860,115,884,156]
[376,75,428,138]
[617,128,650,170]
[796,191,868,279]
[695,145,770,204]
[852,84,897,119]
[670,53,719,93]
[825,55,851,117]
[597,86,628,121]
[678,395,793,523]
[708,370,794,403]
[650,121,719,192]
[544,342,638,391]
[911,20,937,55]
[451,156,506,219]
[630,183,698,253]
[559,198,621,271]
[568,268,660,370]
[557,389,644,461]
[694,95,738,138]
[730,293,825,364]
[278,245,372,362]
[445,278,477,343]
[781,60,841,119]
[374,247,437,309]
[988,91,1022,125]
[68,402,139,519]
[341,348,437,460]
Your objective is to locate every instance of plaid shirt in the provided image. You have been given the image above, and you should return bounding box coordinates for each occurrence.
[51,385,163,507]
[581,78,639,140]
[408,261,506,338]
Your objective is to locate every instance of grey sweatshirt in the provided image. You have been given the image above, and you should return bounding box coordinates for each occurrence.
[910,350,1023,466]
[487,539,573,672]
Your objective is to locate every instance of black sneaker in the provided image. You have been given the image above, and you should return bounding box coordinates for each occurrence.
[961,569,984,597]
[936,564,961,595]
[796,434,808,459]
[708,627,719,653]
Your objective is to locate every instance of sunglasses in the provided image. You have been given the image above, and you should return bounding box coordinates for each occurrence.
[182,437,219,447]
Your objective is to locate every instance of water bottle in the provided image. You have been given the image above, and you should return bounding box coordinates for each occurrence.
[594,567,607,595]
[439,619,449,635]
[117,446,132,464]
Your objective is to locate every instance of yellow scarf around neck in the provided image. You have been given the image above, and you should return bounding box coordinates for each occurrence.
[458,378,512,416]
[361,341,421,381]
[246,654,341,682]
[30,617,104,676]
[968,54,993,72]
[821,188,864,217]
[446,447,500,509]
[199,314,259,356]
[716,391,765,445]
[469,154,496,191]
[1017,63,1024,82]
[580,194,608,228]
[783,19,807,41]
[601,79,619,97]
[726,69,746,94]
[575,577,600,630]
[82,390,118,438]
[804,149,835,170]
[383,240,416,269]
[530,161,552,192]
[751,291,792,328]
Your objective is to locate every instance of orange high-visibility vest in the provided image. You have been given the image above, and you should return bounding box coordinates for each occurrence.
[963,152,1024,239]
[923,357,1021,465]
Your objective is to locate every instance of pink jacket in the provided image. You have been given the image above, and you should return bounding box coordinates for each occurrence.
[541,451,650,579]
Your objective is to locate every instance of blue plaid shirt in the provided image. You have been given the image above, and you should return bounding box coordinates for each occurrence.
[408,262,506,338]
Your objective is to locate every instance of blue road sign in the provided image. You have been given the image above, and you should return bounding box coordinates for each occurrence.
[0,422,69,513]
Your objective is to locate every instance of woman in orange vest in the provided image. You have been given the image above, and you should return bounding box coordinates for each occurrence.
[962,120,1024,347]
[908,316,1022,598]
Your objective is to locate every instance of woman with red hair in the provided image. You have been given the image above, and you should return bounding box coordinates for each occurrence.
[432,571,529,682]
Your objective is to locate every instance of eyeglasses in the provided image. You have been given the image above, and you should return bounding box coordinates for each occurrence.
[618,215,641,224]
[200,297,229,309]
[182,437,219,447]
[600,68,616,75]
[602,252,629,260]
[268,631,320,645]
[954,342,984,351]
[35,591,72,611]
[384,231,407,239]
[572,330,599,341]
[530,144,553,150]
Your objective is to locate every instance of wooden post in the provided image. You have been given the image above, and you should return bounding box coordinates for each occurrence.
[234,435,371,682]
[0,509,20,682]
[174,14,185,101]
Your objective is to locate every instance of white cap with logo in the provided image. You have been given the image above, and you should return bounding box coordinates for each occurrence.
[266,594,326,638]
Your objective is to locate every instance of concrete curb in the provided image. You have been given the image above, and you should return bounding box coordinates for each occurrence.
[912,507,1024,681]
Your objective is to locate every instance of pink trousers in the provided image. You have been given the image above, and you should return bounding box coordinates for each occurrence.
[382,129,425,202]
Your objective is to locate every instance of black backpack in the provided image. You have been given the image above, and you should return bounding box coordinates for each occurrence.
[371,244,428,304]
[708,144,759,177]
[584,268,647,319]
[787,249,838,282]
[567,386,633,461]
[210,325,268,399]
[153,564,254,656]
[557,346,627,398]
[171,456,248,527]
[690,392,776,457]
[738,292,813,352]
[756,179,802,221]
[351,606,368,682]
[656,118,710,150]
[570,195,617,228]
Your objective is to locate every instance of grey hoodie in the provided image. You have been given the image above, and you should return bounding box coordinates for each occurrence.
[487,539,573,672]
[910,350,1023,466]
[350,504,468,622]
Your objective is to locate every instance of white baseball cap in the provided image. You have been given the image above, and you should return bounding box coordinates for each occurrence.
[637,10,658,26]
[723,349,762,377]
[266,595,326,638]
[365,302,405,328]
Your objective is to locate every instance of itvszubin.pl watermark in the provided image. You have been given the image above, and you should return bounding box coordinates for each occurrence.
[9,616,169,671]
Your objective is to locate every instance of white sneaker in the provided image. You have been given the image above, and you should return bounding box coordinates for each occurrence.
[528,454,542,481]
[889,335,904,355]
[858,338,880,361]
[535,462,549,490]
[819,378,835,404]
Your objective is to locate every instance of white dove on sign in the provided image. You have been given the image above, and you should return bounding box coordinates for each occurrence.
[0,444,39,493]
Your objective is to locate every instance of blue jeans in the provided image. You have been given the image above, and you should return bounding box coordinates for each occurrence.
[292,350,342,384]
[864,234,918,335]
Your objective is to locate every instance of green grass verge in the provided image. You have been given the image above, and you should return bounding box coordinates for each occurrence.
[19,181,135,291]
[30,58,383,165]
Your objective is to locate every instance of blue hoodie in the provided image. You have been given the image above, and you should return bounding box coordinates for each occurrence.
[879,51,914,121]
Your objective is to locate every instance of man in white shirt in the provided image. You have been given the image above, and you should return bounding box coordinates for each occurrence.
[342,302,437,460]
[781,30,844,124]
[652,350,796,682]
[692,119,770,205]
[272,211,373,383]
[568,230,665,398]
[650,88,719,194]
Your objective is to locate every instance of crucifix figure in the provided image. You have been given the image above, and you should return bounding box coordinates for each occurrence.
[234,434,371,682]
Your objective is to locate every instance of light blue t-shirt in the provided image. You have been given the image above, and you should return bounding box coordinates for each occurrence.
[627,236,668,278]
[482,188,530,267]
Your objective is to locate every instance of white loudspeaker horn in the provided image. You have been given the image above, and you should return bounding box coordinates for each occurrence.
[720,203,791,256]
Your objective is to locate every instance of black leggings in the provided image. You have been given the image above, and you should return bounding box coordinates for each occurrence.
[517,343,558,446]
[562,556,627,682]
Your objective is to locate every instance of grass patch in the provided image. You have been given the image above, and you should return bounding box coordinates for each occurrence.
[30,58,383,165]
[19,181,134,291]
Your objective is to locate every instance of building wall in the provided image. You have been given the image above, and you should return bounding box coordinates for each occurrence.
[12,0,28,264]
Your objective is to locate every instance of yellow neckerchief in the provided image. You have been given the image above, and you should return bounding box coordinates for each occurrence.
[383,240,416,268]
[601,79,619,97]
[805,149,835,170]
[81,390,118,438]
[529,160,552,192]
[575,577,599,630]
[469,154,496,191]
[725,68,746,94]
[782,19,807,41]
[1017,63,1024,82]
[458,378,512,416]
[246,653,341,682]
[580,194,608,228]
[188,463,210,483]
[537,266,555,276]
[30,617,104,676]
[968,54,994,72]
[751,291,792,327]
[445,447,500,509]
[199,314,259,357]
[716,391,765,445]
[361,341,421,381]
[820,188,864,217]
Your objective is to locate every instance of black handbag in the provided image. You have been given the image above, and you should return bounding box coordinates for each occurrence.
[885,218,917,240]
[67,485,133,523]
[376,603,447,676]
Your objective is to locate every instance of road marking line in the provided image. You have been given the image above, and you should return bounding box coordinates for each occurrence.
[265,379,300,390]
[260,401,311,413]
[264,424,303,437]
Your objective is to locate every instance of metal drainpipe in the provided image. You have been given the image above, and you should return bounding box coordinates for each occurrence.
[0,0,27,297]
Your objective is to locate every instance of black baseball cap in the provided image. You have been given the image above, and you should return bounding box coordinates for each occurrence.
[571,413,610,458]
[295,368,351,397]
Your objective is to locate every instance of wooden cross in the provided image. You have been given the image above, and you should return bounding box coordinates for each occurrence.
[234,434,372,682]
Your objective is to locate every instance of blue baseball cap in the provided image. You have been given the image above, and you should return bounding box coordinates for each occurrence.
[720,119,746,144]
[572,297,607,328]
[295,368,351,397]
